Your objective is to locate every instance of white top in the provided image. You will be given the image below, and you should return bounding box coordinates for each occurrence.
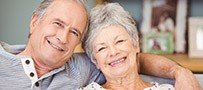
[79,82,175,90]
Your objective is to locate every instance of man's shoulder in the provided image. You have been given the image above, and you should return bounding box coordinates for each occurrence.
[67,52,92,67]
[0,41,25,54]
[0,48,18,61]
[68,53,105,84]
[71,52,91,62]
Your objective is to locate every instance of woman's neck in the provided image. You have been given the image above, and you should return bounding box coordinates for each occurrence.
[103,72,152,90]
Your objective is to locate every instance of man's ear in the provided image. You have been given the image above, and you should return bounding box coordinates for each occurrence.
[29,14,40,34]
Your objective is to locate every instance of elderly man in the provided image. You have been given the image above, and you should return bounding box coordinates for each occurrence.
[0,0,200,90]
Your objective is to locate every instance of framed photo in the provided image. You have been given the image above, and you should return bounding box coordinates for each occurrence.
[141,0,188,53]
[188,17,203,58]
[142,32,174,54]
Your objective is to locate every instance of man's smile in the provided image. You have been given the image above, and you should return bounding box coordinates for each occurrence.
[47,39,65,51]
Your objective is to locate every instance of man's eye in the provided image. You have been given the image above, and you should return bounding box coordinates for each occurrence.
[70,30,79,37]
[54,22,64,28]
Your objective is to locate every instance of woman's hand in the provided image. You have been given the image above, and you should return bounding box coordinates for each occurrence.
[171,65,202,90]
[138,53,202,89]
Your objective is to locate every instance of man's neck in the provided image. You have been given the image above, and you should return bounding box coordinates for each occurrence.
[34,59,52,78]
[18,47,52,78]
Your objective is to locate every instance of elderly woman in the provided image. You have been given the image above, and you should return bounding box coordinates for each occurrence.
[81,3,174,90]
[81,3,201,90]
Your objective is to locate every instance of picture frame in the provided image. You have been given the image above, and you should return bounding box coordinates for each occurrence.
[141,0,188,53]
[142,32,174,54]
[188,17,203,58]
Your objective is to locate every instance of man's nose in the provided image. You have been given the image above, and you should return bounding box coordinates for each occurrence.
[56,29,69,44]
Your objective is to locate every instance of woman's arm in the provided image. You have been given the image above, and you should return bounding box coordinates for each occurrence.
[137,53,176,78]
[172,66,202,90]
[138,53,202,89]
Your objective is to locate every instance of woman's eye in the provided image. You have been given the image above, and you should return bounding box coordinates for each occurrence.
[116,40,125,44]
[98,47,106,52]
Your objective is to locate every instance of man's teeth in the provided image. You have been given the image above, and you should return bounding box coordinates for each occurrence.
[109,58,125,66]
[48,40,64,51]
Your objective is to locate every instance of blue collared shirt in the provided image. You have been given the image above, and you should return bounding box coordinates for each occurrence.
[0,41,105,90]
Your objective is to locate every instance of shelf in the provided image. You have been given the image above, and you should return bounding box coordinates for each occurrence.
[162,54,203,73]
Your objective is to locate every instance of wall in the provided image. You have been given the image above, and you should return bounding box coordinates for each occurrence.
[0,0,40,44]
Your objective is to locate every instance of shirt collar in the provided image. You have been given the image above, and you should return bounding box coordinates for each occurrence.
[20,56,66,87]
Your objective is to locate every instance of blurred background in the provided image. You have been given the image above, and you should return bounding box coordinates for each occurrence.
[0,0,203,45]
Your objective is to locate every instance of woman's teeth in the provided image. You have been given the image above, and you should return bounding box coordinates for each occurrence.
[109,57,126,67]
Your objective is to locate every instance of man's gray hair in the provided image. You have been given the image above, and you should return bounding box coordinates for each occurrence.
[32,0,88,40]
[82,3,139,64]
[33,0,87,19]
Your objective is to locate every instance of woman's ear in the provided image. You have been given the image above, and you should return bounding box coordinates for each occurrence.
[136,53,140,73]
[29,14,40,35]
[93,59,100,69]
[96,64,100,69]
[137,47,140,53]
[134,41,140,53]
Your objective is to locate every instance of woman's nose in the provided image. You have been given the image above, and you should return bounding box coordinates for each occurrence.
[109,45,119,57]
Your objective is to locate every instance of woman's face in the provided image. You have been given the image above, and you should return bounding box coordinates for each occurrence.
[93,25,140,78]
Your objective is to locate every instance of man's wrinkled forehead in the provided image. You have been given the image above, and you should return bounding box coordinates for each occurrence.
[47,0,88,18]
[51,0,87,29]
[45,0,88,35]
[44,0,87,19]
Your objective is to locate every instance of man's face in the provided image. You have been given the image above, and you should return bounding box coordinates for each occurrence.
[29,0,87,68]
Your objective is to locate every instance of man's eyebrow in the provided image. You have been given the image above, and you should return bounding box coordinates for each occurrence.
[54,18,82,37]
[54,18,67,26]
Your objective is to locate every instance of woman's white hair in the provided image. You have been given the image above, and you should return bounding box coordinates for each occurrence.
[82,3,139,64]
